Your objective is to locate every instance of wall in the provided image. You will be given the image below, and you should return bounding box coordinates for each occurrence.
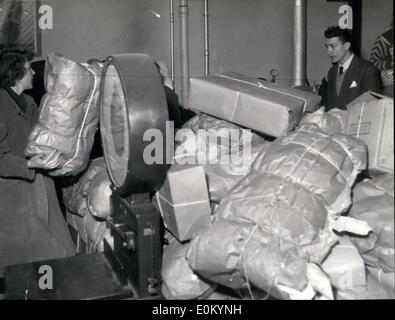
[40,0,142,62]
[135,0,294,90]
[40,0,393,94]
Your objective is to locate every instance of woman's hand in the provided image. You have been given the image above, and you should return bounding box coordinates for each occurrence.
[27,149,63,170]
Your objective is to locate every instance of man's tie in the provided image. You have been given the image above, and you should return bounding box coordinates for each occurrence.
[338,66,344,76]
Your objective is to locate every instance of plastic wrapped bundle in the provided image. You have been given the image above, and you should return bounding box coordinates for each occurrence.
[63,157,111,251]
[67,205,111,253]
[175,114,267,202]
[187,219,309,300]
[161,238,215,299]
[86,169,111,218]
[62,157,107,217]
[186,174,332,299]
[251,128,367,216]
[348,174,394,273]
[26,53,102,176]
[187,128,367,299]
[299,107,347,136]
[202,164,246,203]
[178,114,266,162]
[216,174,327,244]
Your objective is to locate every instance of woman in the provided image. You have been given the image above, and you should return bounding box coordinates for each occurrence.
[0,48,76,277]
[369,21,393,97]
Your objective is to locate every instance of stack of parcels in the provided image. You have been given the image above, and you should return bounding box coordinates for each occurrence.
[345,174,394,298]
[62,157,112,253]
[185,124,368,300]
[345,92,393,175]
[25,53,103,176]
[188,72,321,137]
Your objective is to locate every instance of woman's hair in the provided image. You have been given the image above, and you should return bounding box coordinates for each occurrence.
[0,46,35,88]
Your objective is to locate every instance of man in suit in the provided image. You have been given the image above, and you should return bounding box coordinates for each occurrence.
[323,26,380,110]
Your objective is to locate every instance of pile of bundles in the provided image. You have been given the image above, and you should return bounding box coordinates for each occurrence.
[159,111,368,299]
[160,86,394,299]
[25,53,102,176]
[62,157,112,253]
[300,94,394,298]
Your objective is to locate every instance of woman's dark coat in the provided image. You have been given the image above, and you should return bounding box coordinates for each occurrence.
[0,89,75,276]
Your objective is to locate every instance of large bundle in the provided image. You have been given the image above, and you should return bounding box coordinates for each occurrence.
[26,53,102,176]
[86,169,111,219]
[187,127,367,299]
[299,107,347,136]
[251,128,367,216]
[66,207,110,253]
[161,238,215,299]
[348,174,394,273]
[62,158,107,217]
[63,158,111,250]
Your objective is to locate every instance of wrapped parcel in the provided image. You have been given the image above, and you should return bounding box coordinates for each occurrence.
[188,72,321,137]
[345,92,394,175]
[161,238,215,299]
[63,158,111,251]
[26,53,102,176]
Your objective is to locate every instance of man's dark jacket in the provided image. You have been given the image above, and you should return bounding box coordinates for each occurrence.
[325,55,380,110]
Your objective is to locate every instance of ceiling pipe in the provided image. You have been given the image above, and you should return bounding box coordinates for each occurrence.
[291,0,308,87]
[179,0,190,107]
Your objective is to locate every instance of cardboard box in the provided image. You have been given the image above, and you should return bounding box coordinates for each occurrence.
[188,72,321,137]
[322,237,366,290]
[346,92,394,174]
[157,163,211,242]
[222,72,321,113]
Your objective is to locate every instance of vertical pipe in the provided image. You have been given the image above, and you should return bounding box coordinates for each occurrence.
[349,0,362,56]
[291,0,307,87]
[179,0,189,107]
[169,0,175,84]
[204,0,209,75]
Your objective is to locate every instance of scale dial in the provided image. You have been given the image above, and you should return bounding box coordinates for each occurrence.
[100,54,169,195]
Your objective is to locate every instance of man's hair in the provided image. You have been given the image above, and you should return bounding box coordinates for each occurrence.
[324,26,353,45]
[0,46,35,88]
